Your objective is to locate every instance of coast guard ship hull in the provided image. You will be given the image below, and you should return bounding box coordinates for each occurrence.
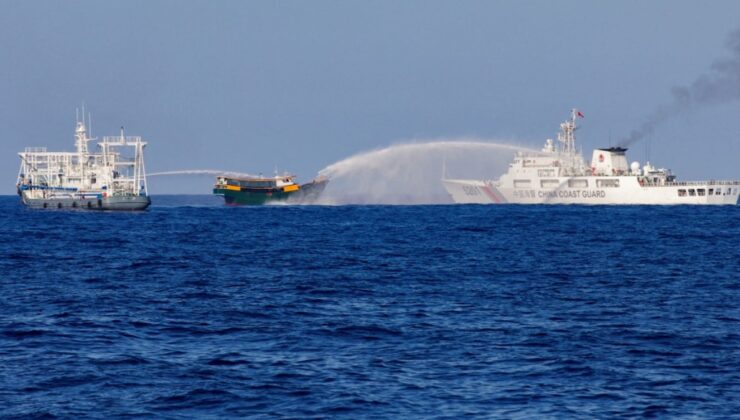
[443,109,740,205]
[443,178,740,205]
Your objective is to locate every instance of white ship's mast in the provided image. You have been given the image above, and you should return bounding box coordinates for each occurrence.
[557,109,580,154]
[556,108,585,176]
[74,107,95,188]
[74,106,93,155]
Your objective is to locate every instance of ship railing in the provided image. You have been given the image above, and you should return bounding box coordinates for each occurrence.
[642,180,740,187]
[20,152,76,159]
[112,159,138,166]
[101,136,146,145]
[23,147,47,153]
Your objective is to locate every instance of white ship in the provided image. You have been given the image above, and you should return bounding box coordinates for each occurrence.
[443,109,740,205]
[16,111,151,210]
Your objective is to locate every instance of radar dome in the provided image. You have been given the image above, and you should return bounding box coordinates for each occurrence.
[630,161,640,174]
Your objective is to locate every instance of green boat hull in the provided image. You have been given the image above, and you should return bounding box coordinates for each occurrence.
[213,188,294,205]
[213,178,328,206]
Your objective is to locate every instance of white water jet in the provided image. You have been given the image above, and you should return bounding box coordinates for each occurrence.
[317,138,538,205]
[145,140,537,204]
[146,170,258,195]
[148,169,257,178]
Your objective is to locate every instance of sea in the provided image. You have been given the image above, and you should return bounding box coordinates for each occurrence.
[1,195,738,418]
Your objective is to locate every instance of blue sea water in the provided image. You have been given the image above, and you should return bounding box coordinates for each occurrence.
[1,195,739,418]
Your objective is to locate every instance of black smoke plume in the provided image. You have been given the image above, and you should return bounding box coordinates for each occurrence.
[620,28,740,147]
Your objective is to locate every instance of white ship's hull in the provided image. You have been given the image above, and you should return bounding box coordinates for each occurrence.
[20,190,151,210]
[443,177,740,205]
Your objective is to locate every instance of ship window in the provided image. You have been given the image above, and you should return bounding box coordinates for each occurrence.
[716,189,722,195]
[708,188,714,195]
[697,189,706,196]
[244,180,274,188]
[514,180,531,188]
[688,189,696,196]
[537,169,555,177]
[568,179,588,188]
[596,179,619,188]
[540,179,559,189]
[678,189,687,197]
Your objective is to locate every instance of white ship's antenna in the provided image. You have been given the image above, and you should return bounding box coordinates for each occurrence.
[88,112,92,138]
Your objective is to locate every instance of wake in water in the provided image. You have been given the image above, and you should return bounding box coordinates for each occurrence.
[317,138,537,205]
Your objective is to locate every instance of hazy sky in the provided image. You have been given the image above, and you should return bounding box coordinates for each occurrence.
[3,0,740,194]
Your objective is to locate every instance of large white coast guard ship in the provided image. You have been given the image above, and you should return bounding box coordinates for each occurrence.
[443,109,740,205]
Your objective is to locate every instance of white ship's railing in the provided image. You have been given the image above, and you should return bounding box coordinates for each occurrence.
[101,136,145,145]
[24,147,47,153]
[642,180,740,187]
[19,151,78,157]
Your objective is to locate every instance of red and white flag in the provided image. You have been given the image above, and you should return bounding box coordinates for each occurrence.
[576,110,585,118]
